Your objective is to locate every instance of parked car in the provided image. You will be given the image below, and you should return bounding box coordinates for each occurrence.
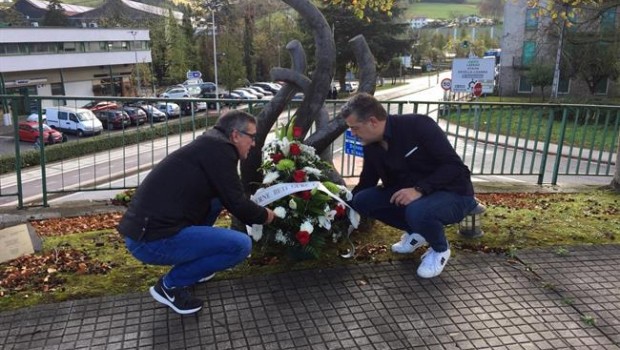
[18,121,64,144]
[122,106,148,125]
[138,104,167,123]
[45,106,103,137]
[240,87,265,99]
[248,85,273,97]
[198,82,217,95]
[154,101,181,118]
[233,89,259,99]
[252,82,280,94]
[161,86,190,99]
[95,109,132,130]
[81,101,121,112]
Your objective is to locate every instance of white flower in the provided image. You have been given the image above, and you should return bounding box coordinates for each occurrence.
[263,171,280,185]
[317,215,332,230]
[289,198,297,210]
[339,185,353,201]
[303,166,322,177]
[249,224,263,241]
[273,206,287,219]
[275,229,289,244]
[300,220,314,234]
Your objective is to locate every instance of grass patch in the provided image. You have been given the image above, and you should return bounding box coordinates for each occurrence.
[402,1,481,19]
[0,190,618,311]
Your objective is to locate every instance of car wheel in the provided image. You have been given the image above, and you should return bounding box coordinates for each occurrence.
[77,129,84,137]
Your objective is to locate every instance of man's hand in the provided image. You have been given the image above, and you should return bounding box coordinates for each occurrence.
[390,187,423,206]
[264,208,276,224]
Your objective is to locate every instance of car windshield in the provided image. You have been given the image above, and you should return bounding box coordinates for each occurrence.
[186,85,201,95]
[77,111,95,121]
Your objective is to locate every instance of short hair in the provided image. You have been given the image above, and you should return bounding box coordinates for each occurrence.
[215,110,257,137]
[340,92,387,122]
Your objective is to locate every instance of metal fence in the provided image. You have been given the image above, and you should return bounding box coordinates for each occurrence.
[0,95,618,208]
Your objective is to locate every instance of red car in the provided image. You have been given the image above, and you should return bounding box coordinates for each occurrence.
[82,101,121,112]
[18,121,64,144]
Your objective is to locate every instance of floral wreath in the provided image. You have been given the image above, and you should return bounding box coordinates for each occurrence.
[248,118,359,259]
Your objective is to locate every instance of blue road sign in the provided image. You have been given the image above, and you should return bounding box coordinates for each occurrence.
[344,130,363,157]
[187,71,202,79]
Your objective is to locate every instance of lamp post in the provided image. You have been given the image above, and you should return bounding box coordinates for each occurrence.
[205,1,222,113]
[129,30,141,97]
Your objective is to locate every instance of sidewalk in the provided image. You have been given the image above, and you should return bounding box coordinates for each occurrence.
[0,245,618,349]
[0,183,619,350]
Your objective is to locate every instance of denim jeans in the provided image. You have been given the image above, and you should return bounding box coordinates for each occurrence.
[124,199,251,288]
[351,187,478,252]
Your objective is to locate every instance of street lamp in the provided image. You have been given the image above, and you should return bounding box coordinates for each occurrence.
[205,1,223,113]
[129,30,141,97]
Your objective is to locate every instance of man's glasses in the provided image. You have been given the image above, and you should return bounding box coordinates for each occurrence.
[237,129,257,141]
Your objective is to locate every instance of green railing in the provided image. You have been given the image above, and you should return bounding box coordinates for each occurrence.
[0,95,618,208]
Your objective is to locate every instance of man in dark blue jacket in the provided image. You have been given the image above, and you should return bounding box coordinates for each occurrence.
[342,93,478,278]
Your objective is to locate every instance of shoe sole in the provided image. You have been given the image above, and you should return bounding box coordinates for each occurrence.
[149,287,202,315]
[198,273,216,283]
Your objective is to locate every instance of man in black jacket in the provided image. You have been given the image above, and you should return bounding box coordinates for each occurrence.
[341,93,478,278]
[118,110,275,314]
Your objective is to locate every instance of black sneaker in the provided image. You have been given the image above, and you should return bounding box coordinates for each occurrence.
[149,277,203,315]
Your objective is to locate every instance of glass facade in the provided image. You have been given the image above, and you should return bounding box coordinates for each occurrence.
[525,8,538,30]
[0,41,148,56]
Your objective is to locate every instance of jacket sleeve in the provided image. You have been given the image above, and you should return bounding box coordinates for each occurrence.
[204,144,267,225]
[414,117,470,194]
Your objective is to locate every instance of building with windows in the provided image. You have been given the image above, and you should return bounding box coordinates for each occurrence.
[500,0,619,98]
[0,27,151,113]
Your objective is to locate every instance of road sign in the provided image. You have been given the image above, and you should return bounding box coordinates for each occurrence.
[186,70,202,79]
[440,78,452,91]
[344,130,363,158]
[473,82,483,97]
[450,58,495,93]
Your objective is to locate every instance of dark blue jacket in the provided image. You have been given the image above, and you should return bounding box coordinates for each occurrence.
[353,114,474,196]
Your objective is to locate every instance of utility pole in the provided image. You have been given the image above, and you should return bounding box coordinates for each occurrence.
[206,1,222,113]
[129,30,141,97]
[550,7,568,100]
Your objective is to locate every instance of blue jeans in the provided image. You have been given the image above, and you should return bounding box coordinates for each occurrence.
[124,199,251,288]
[351,187,478,252]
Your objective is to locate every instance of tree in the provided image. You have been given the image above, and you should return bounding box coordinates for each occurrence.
[218,34,246,93]
[316,3,413,90]
[563,40,620,95]
[164,10,191,84]
[525,63,554,101]
[42,0,68,27]
[478,0,505,20]
[242,5,256,82]
[0,7,29,26]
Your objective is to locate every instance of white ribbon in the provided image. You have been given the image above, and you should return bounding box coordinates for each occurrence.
[247,181,360,258]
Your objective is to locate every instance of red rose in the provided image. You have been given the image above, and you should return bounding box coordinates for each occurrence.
[335,203,346,218]
[293,127,303,139]
[290,143,301,156]
[271,153,284,163]
[298,190,312,201]
[293,169,306,182]
[296,231,311,246]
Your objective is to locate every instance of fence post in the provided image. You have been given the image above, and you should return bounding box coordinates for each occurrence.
[550,107,569,185]
[537,108,556,185]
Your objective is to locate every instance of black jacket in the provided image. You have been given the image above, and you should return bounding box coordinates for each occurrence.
[117,127,267,241]
[353,114,474,196]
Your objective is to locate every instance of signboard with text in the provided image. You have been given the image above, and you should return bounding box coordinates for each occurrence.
[344,130,363,157]
[450,58,495,93]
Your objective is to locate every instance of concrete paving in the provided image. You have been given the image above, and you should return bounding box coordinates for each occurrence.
[0,244,619,350]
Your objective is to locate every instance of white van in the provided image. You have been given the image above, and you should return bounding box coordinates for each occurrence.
[45,106,103,137]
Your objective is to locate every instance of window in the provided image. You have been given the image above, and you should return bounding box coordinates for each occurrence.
[30,43,57,54]
[518,75,533,93]
[51,83,66,106]
[594,78,609,95]
[558,75,570,94]
[107,41,129,51]
[84,42,106,52]
[525,8,538,30]
[0,43,21,56]
[58,111,68,121]
[59,42,81,53]
[522,41,536,66]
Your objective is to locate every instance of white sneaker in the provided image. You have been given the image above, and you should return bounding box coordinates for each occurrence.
[197,273,216,283]
[417,248,451,278]
[391,232,427,254]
